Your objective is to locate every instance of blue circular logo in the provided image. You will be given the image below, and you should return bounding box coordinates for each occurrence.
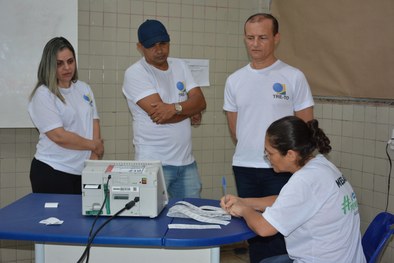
[176,82,185,91]
[273,83,284,93]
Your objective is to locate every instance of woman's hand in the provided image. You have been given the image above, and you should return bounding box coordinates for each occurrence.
[92,138,104,158]
[220,194,245,217]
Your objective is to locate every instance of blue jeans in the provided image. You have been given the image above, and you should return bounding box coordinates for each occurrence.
[163,161,201,198]
[260,254,293,263]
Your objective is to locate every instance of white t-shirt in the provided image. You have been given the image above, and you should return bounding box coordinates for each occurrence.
[263,155,366,263]
[223,60,314,168]
[28,80,99,175]
[122,57,197,166]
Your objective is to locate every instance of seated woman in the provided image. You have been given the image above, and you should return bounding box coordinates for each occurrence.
[221,116,366,263]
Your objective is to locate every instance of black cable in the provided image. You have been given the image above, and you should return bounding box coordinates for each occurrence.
[385,143,392,212]
[85,175,111,262]
[76,196,140,263]
[78,175,111,263]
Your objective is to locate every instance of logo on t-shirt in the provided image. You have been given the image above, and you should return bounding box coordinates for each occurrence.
[83,94,93,107]
[176,81,186,96]
[272,83,289,100]
[341,192,359,215]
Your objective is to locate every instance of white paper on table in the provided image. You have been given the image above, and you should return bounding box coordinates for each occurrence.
[168,224,221,229]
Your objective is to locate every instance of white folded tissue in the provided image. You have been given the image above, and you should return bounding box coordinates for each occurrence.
[39,217,64,225]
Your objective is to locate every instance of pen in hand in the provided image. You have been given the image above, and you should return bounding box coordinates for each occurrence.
[222,176,227,203]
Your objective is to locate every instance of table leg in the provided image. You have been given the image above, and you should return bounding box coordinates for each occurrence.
[211,247,220,263]
[35,243,44,263]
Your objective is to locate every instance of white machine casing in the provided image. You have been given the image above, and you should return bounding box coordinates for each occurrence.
[82,160,168,218]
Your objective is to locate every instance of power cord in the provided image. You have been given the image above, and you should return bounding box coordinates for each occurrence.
[77,196,140,263]
[385,142,392,212]
[85,175,111,262]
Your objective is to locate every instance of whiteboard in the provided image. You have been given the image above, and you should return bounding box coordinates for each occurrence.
[0,0,77,128]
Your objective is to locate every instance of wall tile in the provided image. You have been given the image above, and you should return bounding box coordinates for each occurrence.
[2,1,394,262]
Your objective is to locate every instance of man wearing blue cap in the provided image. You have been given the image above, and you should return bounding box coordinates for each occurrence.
[122,19,206,198]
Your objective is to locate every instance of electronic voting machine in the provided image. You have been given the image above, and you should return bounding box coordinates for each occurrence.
[82,160,168,218]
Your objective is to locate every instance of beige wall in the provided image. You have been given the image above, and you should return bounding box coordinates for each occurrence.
[315,101,394,263]
[1,0,393,262]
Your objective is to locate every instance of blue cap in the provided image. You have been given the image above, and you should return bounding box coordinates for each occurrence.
[138,19,170,48]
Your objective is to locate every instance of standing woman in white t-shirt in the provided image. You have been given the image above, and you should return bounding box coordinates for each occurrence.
[221,116,366,263]
[28,37,104,194]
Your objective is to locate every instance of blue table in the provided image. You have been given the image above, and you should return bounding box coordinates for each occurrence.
[0,193,255,263]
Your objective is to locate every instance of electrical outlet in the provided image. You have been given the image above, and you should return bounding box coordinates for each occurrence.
[391,128,394,150]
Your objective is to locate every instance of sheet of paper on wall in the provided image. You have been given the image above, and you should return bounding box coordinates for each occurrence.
[183,59,210,87]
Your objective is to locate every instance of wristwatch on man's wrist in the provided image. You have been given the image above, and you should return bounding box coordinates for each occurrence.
[174,103,183,115]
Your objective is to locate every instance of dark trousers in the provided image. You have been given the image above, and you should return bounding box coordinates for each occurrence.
[30,158,82,194]
[233,166,292,263]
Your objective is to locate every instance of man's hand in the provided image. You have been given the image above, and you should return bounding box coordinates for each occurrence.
[191,112,202,126]
[149,102,176,124]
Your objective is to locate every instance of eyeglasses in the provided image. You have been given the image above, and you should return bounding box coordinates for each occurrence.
[264,149,271,161]
[264,149,281,162]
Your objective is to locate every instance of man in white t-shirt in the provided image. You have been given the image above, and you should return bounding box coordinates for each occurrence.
[223,13,314,263]
[122,19,206,198]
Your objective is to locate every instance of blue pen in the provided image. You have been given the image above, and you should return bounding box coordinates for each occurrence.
[222,176,227,202]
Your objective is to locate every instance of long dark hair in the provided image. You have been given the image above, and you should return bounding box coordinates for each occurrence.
[266,116,331,166]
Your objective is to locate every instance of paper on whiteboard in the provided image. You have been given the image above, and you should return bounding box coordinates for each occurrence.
[183,59,210,87]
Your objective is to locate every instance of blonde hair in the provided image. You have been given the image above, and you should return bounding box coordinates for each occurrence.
[30,37,78,103]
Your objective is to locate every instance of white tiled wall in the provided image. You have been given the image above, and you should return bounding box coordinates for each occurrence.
[1,0,393,262]
[315,101,394,263]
